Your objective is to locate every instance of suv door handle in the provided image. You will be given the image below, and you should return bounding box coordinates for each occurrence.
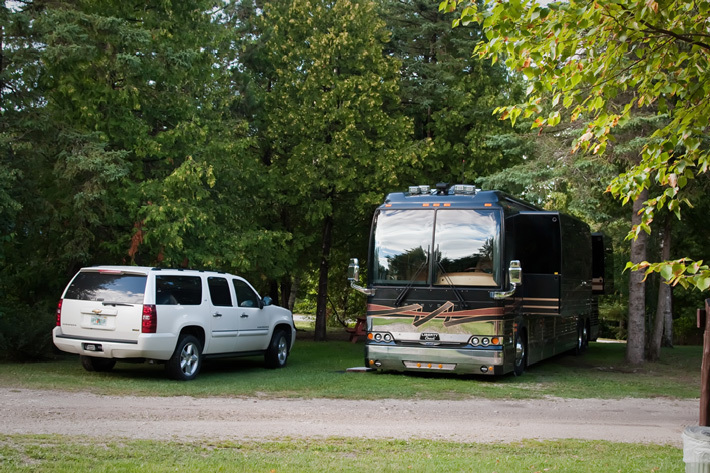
[241,313,249,318]
[212,312,222,318]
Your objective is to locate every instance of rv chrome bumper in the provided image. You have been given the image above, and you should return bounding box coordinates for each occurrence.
[365,344,505,375]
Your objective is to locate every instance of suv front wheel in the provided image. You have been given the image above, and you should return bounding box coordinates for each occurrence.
[265,329,290,369]
[166,335,202,381]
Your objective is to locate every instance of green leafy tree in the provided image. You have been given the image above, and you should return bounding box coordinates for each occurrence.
[441,0,710,364]
[381,0,530,183]
[0,0,253,358]
[441,0,710,291]
[249,0,416,340]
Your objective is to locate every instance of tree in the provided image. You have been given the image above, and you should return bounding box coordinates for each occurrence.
[440,0,710,364]
[381,0,530,183]
[0,0,256,358]
[244,0,416,340]
[440,0,710,291]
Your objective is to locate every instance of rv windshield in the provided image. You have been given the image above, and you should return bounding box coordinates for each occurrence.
[371,209,501,287]
[372,210,433,285]
[434,209,501,287]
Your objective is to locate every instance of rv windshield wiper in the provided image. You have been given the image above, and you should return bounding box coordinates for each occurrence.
[101,301,134,306]
[394,260,428,307]
[435,260,468,309]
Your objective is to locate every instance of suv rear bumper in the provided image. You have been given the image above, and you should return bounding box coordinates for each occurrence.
[52,327,177,360]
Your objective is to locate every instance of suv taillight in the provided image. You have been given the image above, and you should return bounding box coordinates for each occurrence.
[142,304,157,333]
[56,299,63,326]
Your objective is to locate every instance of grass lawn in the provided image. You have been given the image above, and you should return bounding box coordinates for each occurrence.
[0,333,696,472]
[0,434,683,473]
[0,334,701,400]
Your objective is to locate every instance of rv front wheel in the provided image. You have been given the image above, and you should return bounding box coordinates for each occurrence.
[513,330,527,376]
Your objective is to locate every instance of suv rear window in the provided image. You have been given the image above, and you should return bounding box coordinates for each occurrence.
[155,275,202,305]
[64,272,147,304]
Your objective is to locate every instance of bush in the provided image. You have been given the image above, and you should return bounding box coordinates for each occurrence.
[674,313,703,345]
[0,302,57,361]
[598,299,627,340]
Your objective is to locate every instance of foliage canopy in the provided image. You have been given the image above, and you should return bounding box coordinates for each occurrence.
[440,0,710,292]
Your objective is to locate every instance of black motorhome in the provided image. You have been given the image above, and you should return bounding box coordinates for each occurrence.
[348,183,610,375]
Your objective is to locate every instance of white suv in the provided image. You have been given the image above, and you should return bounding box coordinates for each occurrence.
[53,266,296,380]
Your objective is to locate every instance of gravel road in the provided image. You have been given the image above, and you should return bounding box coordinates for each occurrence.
[0,388,696,447]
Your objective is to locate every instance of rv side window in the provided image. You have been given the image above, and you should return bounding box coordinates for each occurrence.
[510,214,561,274]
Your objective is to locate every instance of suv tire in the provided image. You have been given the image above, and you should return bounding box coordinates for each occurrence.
[80,355,116,372]
[165,335,202,381]
[265,328,290,369]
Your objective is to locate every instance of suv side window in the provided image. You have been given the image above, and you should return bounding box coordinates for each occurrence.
[232,279,260,308]
[208,277,233,307]
[155,275,202,305]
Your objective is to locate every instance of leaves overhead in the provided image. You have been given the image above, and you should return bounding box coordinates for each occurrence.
[441,0,710,291]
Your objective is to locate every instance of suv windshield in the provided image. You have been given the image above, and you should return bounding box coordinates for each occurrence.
[371,209,501,287]
[64,272,147,304]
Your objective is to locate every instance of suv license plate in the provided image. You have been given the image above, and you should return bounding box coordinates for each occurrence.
[83,343,103,352]
[91,315,107,327]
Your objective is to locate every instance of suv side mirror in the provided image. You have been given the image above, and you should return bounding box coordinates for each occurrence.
[262,296,273,307]
[347,258,360,282]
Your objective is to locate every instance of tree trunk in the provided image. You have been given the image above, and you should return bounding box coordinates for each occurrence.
[626,189,648,365]
[648,217,672,361]
[286,275,300,313]
[662,291,674,348]
[314,214,334,342]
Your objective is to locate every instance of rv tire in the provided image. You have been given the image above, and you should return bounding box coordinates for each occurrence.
[513,330,527,377]
[574,321,587,356]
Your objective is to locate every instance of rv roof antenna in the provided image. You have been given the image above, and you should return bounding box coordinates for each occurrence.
[435,182,450,195]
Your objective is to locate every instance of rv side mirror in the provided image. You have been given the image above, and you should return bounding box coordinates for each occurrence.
[509,260,522,285]
[490,260,522,300]
[348,258,360,282]
[347,258,376,296]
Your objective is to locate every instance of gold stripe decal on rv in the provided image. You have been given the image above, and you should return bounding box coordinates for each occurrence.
[366,303,505,328]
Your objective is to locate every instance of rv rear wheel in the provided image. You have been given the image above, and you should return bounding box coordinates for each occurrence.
[574,321,587,356]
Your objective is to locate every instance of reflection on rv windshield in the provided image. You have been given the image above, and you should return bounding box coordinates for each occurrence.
[434,210,500,287]
[371,209,501,287]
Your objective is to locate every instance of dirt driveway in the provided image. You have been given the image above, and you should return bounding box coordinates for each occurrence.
[0,387,696,447]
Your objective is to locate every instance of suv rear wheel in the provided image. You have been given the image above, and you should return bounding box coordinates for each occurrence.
[80,355,116,372]
[165,335,202,381]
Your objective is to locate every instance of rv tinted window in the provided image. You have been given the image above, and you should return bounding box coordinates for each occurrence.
[155,275,202,305]
[510,213,561,274]
[65,272,146,304]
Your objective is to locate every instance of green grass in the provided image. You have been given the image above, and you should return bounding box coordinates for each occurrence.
[0,338,701,400]
[0,434,683,473]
